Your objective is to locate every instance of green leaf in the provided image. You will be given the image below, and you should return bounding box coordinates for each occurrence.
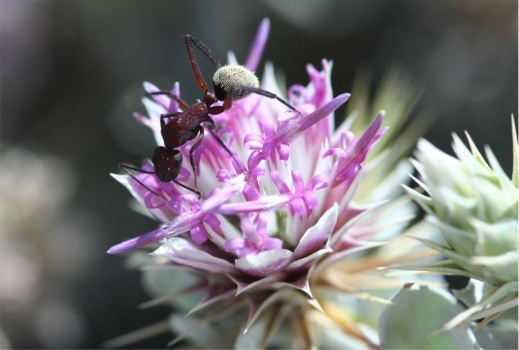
[474,306,518,349]
[391,259,475,279]
[378,284,469,349]
[141,268,202,312]
[451,279,483,307]
[233,320,266,349]
[511,116,518,188]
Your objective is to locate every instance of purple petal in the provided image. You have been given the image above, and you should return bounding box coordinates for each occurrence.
[289,197,307,217]
[225,237,246,252]
[143,81,169,110]
[244,134,265,150]
[245,18,270,71]
[214,195,289,215]
[271,94,350,145]
[288,84,308,105]
[306,63,326,107]
[190,223,209,244]
[329,111,386,182]
[295,93,349,137]
[202,180,245,212]
[235,249,293,277]
[308,174,329,192]
[356,111,384,151]
[270,170,291,194]
[107,227,167,254]
[109,206,208,254]
[322,148,347,158]
[133,112,156,131]
[263,236,283,250]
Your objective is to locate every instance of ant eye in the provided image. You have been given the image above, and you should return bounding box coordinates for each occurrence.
[172,151,183,170]
[175,158,182,170]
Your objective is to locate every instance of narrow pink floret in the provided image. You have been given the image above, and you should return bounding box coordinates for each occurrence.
[225,213,283,258]
[245,18,270,72]
[270,170,329,217]
[269,93,350,152]
[324,111,386,181]
[107,228,167,254]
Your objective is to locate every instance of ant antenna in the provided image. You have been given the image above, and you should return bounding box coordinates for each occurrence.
[119,163,202,199]
[119,163,160,196]
[206,128,247,175]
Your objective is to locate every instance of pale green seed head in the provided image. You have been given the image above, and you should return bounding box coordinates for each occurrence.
[407,118,518,285]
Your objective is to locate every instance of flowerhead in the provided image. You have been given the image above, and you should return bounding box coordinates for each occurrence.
[405,124,518,286]
[403,119,518,331]
[109,18,392,348]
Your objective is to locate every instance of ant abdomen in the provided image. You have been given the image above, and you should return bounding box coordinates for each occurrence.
[213,65,260,101]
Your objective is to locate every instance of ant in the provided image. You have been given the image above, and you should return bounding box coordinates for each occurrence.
[119,34,300,199]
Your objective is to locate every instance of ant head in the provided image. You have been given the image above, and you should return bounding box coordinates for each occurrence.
[151,147,183,183]
[213,65,259,101]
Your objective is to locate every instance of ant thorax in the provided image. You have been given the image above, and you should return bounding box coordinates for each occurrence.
[213,65,260,101]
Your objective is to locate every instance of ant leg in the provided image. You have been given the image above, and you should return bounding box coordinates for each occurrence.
[119,163,160,196]
[183,34,223,94]
[235,85,302,116]
[206,97,247,176]
[160,112,182,129]
[207,128,235,158]
[173,179,201,199]
[206,127,248,175]
[147,91,189,111]
[189,126,205,187]
[120,161,201,199]
[208,86,234,115]
[223,86,234,110]
[184,34,223,68]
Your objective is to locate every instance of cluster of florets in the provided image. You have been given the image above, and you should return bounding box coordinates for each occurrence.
[109,19,388,348]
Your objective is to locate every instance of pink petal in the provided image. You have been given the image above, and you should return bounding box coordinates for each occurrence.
[271,94,350,146]
[107,227,167,254]
[245,18,270,72]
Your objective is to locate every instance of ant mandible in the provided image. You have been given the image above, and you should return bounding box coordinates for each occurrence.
[119,34,300,199]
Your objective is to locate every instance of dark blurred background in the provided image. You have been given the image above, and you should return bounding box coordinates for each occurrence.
[1,0,517,348]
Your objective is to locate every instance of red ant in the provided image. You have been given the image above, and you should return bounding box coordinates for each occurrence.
[119,34,299,198]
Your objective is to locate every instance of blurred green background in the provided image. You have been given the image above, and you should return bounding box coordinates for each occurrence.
[1,0,517,348]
